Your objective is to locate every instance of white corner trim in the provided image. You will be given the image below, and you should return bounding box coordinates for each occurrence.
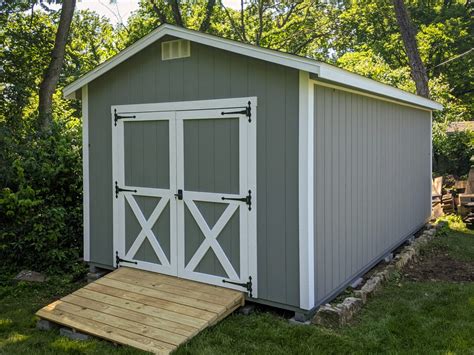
[82,85,90,262]
[430,111,433,215]
[63,24,441,111]
[298,71,315,310]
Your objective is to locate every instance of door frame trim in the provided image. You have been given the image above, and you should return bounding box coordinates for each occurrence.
[111,97,258,296]
[111,97,257,115]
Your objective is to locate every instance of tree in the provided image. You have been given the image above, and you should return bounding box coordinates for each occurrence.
[38,0,76,132]
[392,0,430,97]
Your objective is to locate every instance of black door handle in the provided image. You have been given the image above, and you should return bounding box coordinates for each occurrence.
[175,189,183,200]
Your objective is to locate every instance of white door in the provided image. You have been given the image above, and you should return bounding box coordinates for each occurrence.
[176,106,257,295]
[112,110,177,276]
[112,98,257,296]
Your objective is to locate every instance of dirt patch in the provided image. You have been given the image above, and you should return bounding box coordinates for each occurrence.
[403,251,474,282]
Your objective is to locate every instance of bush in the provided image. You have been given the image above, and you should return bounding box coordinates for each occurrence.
[0,119,84,276]
[437,214,468,233]
[433,128,474,178]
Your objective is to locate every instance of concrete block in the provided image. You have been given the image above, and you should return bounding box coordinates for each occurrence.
[37,319,59,331]
[293,311,310,323]
[238,304,255,316]
[60,328,91,341]
[86,270,108,283]
[289,317,311,326]
[350,277,364,289]
[383,253,394,263]
[15,270,46,283]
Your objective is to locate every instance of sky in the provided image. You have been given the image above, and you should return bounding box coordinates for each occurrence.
[53,0,242,25]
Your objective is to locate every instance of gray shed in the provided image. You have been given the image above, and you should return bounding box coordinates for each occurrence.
[64,24,442,318]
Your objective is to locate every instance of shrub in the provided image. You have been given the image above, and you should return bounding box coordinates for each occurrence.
[433,128,474,178]
[437,214,468,233]
[0,118,84,276]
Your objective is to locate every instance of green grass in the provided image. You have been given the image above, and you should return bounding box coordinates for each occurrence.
[1,227,473,354]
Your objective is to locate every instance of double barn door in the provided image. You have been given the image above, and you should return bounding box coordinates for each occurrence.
[112,98,257,295]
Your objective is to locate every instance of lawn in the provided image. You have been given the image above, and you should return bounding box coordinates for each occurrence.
[1,224,473,354]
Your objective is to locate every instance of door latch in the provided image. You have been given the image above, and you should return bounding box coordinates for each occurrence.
[175,189,183,200]
[221,190,252,210]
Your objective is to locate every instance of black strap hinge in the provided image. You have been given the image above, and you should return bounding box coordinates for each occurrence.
[223,276,253,297]
[115,181,137,198]
[221,101,252,122]
[221,190,251,210]
[114,109,136,126]
[115,251,137,267]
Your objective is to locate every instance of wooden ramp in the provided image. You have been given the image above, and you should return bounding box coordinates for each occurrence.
[36,267,244,354]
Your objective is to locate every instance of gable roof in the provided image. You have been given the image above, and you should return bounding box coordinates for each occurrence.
[64,24,443,111]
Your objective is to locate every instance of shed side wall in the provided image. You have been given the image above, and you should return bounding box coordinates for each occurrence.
[313,84,431,304]
[87,37,300,307]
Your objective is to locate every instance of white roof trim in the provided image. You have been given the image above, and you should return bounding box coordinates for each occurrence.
[63,24,443,111]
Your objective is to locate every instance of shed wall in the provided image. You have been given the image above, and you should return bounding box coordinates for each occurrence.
[313,84,431,304]
[87,37,300,307]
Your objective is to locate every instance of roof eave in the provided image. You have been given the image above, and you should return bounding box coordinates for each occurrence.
[63,24,443,111]
[316,63,443,111]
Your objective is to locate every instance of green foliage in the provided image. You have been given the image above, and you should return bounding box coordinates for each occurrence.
[0,116,84,275]
[437,214,469,233]
[0,10,116,276]
[0,0,472,275]
[432,126,474,177]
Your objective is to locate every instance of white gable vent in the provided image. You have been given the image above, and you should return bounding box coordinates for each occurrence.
[161,39,190,60]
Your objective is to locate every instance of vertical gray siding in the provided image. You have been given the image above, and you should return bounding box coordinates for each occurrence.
[313,85,431,304]
[87,37,300,307]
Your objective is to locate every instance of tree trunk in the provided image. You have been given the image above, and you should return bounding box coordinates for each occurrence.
[199,0,216,32]
[38,0,76,132]
[169,0,183,27]
[150,0,168,24]
[392,0,430,98]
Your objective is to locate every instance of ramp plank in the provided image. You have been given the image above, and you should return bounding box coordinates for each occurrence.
[62,294,198,337]
[37,303,174,354]
[116,267,240,297]
[85,282,216,321]
[94,277,226,313]
[36,267,244,354]
[106,271,242,306]
[72,288,207,328]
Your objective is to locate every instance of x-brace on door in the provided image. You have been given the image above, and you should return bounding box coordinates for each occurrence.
[112,98,257,297]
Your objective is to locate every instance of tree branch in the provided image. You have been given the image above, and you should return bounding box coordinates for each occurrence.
[221,3,245,42]
[240,0,247,42]
[150,0,168,24]
[255,0,264,46]
[199,0,216,32]
[169,0,183,27]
